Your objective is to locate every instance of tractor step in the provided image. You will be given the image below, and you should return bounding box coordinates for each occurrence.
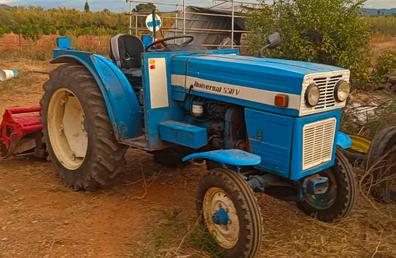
[159,120,207,149]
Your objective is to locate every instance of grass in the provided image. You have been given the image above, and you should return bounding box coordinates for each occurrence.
[134,207,223,258]
[366,16,396,36]
[0,34,110,61]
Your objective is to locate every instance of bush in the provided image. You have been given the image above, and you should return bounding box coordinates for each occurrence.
[0,6,130,37]
[370,51,396,84]
[247,0,372,88]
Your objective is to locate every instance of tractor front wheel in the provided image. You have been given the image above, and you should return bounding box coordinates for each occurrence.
[298,149,356,222]
[41,64,127,191]
[197,168,262,258]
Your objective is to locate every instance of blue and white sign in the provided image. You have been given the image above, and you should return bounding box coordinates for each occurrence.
[145,14,162,32]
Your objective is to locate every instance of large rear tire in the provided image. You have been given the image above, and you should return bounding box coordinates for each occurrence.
[197,168,262,258]
[41,64,127,191]
[367,126,396,203]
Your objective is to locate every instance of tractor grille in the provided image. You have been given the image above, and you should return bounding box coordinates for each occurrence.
[313,75,342,110]
[302,118,337,170]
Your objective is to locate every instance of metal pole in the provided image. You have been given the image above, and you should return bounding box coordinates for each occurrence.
[129,1,133,35]
[135,14,138,36]
[231,0,235,48]
[183,0,186,35]
[175,12,178,42]
[152,11,157,40]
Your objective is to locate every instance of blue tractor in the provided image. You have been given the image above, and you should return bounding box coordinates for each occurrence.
[41,33,356,257]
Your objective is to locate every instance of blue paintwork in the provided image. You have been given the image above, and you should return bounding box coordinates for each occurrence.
[290,109,341,180]
[172,55,340,95]
[141,34,153,48]
[245,109,294,178]
[52,48,142,141]
[170,55,346,117]
[245,108,341,180]
[142,52,185,150]
[147,20,161,28]
[302,175,329,195]
[56,37,72,49]
[159,120,208,149]
[142,49,241,150]
[50,37,351,184]
[212,208,229,225]
[182,149,262,166]
[336,132,352,149]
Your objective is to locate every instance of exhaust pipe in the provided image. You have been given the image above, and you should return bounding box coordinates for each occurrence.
[0,69,19,82]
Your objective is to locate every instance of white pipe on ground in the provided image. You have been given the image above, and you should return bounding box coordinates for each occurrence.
[0,70,19,82]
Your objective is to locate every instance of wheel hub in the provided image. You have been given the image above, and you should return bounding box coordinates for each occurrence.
[303,174,329,195]
[303,170,337,210]
[211,207,229,225]
[203,187,240,249]
[48,88,88,170]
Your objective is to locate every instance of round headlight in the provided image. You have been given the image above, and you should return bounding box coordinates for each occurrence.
[305,83,320,107]
[335,80,351,102]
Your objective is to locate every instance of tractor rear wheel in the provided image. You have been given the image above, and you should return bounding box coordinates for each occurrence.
[367,126,396,203]
[298,149,356,222]
[197,168,262,258]
[41,64,127,191]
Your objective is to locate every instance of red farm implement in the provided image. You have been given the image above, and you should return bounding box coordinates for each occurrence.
[0,107,46,159]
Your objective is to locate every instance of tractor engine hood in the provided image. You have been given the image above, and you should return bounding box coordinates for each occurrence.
[170,54,350,116]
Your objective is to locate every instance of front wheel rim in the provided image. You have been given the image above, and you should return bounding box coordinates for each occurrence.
[203,187,240,249]
[304,170,337,210]
[47,88,88,170]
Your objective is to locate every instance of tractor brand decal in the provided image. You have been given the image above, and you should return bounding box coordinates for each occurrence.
[171,74,301,110]
[193,81,241,96]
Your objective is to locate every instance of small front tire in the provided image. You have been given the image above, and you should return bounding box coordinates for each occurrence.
[197,168,262,258]
[298,149,357,222]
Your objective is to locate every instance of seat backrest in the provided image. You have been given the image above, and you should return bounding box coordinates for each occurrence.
[110,34,144,69]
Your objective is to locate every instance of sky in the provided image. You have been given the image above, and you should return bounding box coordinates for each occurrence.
[0,0,395,12]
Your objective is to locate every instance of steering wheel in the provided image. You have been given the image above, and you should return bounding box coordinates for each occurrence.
[145,35,194,52]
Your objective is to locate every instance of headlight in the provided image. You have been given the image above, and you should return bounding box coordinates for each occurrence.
[305,83,320,107]
[334,80,350,102]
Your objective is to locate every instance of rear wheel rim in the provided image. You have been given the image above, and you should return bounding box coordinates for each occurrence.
[203,187,240,249]
[48,88,88,170]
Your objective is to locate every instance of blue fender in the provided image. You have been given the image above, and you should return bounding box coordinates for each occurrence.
[336,132,352,150]
[51,48,142,141]
[182,149,261,166]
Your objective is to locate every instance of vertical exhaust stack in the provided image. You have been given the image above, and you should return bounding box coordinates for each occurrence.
[0,69,19,82]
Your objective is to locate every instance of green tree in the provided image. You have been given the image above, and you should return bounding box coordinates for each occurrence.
[247,0,372,87]
[133,3,157,28]
[84,1,90,13]
[133,3,156,13]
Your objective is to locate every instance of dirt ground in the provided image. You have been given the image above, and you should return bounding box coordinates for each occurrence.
[0,57,395,258]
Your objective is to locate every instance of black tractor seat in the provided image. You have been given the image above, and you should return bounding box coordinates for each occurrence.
[109,34,144,87]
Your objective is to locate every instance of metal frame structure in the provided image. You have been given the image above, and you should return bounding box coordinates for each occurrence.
[127,0,260,48]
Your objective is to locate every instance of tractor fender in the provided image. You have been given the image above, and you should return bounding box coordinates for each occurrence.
[182,149,261,167]
[51,50,142,141]
[336,132,352,150]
